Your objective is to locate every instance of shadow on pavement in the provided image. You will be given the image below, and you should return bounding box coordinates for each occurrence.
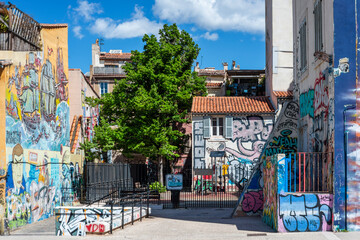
[150,207,276,233]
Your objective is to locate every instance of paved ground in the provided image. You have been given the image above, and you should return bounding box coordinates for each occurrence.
[5,207,360,240]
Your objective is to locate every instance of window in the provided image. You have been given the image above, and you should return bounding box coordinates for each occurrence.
[314,0,323,53]
[100,82,108,95]
[299,18,307,72]
[212,117,224,136]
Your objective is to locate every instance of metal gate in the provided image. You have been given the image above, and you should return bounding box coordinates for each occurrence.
[161,163,249,208]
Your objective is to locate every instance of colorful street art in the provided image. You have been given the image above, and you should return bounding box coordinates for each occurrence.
[300,89,314,118]
[299,71,333,153]
[0,26,74,231]
[193,120,205,168]
[4,145,80,230]
[55,207,150,236]
[262,156,278,230]
[278,194,333,232]
[233,101,299,217]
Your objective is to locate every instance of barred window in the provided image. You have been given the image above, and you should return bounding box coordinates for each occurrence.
[299,19,307,72]
[314,0,323,53]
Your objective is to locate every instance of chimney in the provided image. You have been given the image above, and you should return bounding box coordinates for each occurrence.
[195,62,200,72]
[237,65,240,70]
[232,60,236,70]
[222,62,228,71]
[96,39,99,46]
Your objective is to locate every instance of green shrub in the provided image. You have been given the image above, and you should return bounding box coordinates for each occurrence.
[149,181,167,193]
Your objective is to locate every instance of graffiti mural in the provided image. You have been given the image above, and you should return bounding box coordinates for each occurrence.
[1,25,73,231]
[262,156,278,230]
[225,116,273,162]
[233,101,299,217]
[55,207,149,236]
[6,50,70,152]
[300,89,314,118]
[4,144,77,230]
[278,194,333,232]
[241,190,263,214]
[193,121,205,168]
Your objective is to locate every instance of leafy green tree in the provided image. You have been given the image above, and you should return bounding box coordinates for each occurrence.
[90,24,206,183]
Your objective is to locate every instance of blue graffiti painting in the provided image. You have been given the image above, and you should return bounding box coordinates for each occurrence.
[279,194,332,232]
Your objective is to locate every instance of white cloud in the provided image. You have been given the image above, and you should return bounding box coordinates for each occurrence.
[73,26,84,39]
[202,32,218,41]
[153,0,265,34]
[90,5,162,39]
[73,0,103,22]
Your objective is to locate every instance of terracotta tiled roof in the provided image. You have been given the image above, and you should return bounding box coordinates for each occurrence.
[273,90,293,98]
[192,96,275,114]
[198,69,225,76]
[100,53,132,60]
[40,23,68,28]
[206,82,223,88]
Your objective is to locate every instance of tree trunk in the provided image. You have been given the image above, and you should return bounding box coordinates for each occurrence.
[158,156,164,185]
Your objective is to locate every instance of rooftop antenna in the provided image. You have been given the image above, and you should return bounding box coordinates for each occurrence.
[99,38,104,51]
[200,55,203,68]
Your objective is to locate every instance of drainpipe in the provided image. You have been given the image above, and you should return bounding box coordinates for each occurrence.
[343,104,355,230]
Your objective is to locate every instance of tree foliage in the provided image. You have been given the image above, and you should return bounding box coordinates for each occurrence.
[90,24,206,162]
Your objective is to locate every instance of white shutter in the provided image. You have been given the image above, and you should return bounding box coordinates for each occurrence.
[203,117,210,138]
[225,116,233,139]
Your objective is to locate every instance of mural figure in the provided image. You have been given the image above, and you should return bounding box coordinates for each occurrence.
[225,117,273,163]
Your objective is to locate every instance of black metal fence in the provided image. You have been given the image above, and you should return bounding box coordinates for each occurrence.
[161,164,248,208]
[66,161,248,209]
[84,163,148,203]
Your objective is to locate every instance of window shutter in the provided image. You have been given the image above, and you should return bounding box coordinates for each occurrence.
[225,116,233,139]
[203,117,210,138]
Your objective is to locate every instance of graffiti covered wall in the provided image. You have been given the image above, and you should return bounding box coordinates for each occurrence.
[299,71,333,153]
[233,101,299,217]
[193,115,273,182]
[262,155,278,230]
[55,206,150,236]
[0,26,75,230]
[278,193,333,232]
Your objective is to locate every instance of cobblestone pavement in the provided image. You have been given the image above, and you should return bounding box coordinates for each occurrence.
[4,207,360,240]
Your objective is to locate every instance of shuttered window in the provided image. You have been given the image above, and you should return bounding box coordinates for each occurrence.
[203,117,210,138]
[314,0,323,53]
[299,19,307,72]
[225,116,233,139]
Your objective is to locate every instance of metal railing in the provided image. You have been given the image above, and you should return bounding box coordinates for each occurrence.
[279,152,333,193]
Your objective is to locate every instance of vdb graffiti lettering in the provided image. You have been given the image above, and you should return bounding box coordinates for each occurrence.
[241,190,263,213]
[300,89,314,118]
[86,223,105,233]
[279,194,332,232]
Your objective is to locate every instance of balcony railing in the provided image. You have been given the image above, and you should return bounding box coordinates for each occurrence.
[277,152,333,193]
[93,67,126,75]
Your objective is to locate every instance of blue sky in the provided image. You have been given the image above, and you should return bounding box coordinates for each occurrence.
[13,0,265,74]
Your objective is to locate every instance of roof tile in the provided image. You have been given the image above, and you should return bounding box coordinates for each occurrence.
[100,52,132,60]
[273,90,293,98]
[191,96,275,114]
